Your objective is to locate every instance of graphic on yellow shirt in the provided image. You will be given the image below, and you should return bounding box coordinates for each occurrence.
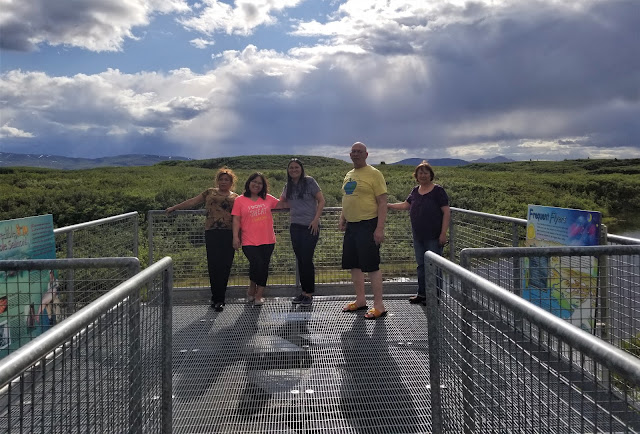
[344,178,357,195]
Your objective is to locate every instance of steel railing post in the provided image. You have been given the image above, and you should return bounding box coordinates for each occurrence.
[67,231,75,311]
[128,292,142,434]
[425,253,443,432]
[148,211,154,265]
[162,263,173,434]
[459,252,476,434]
[449,213,456,262]
[133,214,139,259]
[597,225,610,387]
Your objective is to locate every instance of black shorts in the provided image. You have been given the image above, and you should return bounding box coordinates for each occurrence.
[341,218,380,272]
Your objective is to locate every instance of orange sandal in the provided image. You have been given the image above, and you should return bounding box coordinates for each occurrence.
[342,302,368,312]
[364,308,388,319]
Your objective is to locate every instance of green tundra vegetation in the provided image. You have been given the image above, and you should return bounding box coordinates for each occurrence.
[1,156,639,233]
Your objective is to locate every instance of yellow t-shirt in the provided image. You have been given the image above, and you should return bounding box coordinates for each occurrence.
[341,165,387,222]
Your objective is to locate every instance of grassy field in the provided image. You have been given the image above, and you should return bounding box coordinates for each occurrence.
[1,156,639,232]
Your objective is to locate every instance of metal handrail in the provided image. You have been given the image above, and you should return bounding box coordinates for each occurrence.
[460,244,640,259]
[53,211,138,234]
[608,234,640,245]
[451,206,528,225]
[0,257,144,387]
[427,250,640,387]
[450,207,640,245]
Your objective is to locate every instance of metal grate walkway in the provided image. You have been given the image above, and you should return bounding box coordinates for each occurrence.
[171,295,433,433]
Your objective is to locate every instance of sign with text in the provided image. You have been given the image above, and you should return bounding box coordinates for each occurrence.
[0,215,56,358]
[523,205,601,332]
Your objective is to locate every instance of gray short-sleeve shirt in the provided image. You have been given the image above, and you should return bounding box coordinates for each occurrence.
[282,176,321,226]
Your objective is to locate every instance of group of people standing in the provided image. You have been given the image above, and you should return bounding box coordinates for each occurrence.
[166,142,450,319]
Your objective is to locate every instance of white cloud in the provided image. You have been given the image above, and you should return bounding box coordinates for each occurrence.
[190,38,215,49]
[0,123,35,138]
[179,0,302,36]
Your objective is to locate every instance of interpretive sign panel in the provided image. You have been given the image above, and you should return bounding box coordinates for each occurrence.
[0,215,56,357]
[523,205,601,332]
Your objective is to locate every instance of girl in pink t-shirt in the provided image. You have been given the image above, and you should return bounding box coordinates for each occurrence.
[232,172,281,306]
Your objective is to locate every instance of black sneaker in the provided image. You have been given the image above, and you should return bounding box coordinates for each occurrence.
[212,302,224,312]
[299,295,313,307]
[291,294,305,304]
[409,295,426,305]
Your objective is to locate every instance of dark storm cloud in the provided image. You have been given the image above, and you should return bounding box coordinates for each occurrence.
[0,0,187,52]
[423,1,640,116]
[307,0,640,156]
[0,21,37,51]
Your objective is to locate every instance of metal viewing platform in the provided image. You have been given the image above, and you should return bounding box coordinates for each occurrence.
[1,209,640,433]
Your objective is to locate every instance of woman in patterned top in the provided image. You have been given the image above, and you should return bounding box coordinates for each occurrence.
[167,167,239,312]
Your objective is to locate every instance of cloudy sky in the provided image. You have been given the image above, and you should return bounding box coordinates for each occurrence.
[1,0,639,163]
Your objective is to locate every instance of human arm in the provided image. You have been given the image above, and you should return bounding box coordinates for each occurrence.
[278,186,290,209]
[166,194,204,214]
[439,205,451,246]
[339,210,346,232]
[308,191,325,235]
[388,201,410,211]
[277,195,289,209]
[374,193,388,245]
[232,215,242,250]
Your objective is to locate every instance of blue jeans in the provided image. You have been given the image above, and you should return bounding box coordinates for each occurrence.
[414,238,443,298]
[290,224,319,294]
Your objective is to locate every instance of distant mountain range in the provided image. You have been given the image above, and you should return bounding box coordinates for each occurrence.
[391,156,515,166]
[0,152,192,170]
[0,151,514,170]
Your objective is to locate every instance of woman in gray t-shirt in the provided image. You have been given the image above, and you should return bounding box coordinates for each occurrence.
[280,158,325,306]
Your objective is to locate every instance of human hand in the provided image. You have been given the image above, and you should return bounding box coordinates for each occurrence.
[165,206,174,215]
[308,219,319,235]
[374,227,385,245]
[233,237,242,250]
[338,219,346,232]
[439,233,448,246]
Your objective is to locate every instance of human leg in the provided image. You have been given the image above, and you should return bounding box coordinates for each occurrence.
[341,222,367,311]
[347,268,367,309]
[421,239,443,300]
[242,246,260,301]
[412,238,427,299]
[206,230,234,305]
[252,244,275,304]
[356,219,385,317]
[290,224,319,296]
[205,230,217,301]
[368,269,385,313]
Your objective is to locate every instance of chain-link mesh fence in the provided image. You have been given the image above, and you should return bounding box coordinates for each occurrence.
[0,258,140,358]
[458,245,640,361]
[449,208,526,262]
[0,258,173,434]
[54,212,139,259]
[149,208,415,289]
[426,252,640,433]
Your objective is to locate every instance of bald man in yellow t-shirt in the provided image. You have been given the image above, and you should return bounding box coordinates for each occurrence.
[339,142,388,319]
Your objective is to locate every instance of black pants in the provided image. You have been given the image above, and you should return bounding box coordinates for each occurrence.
[290,223,319,294]
[241,244,275,287]
[205,229,235,304]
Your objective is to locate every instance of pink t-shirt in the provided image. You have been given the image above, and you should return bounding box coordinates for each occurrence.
[232,194,279,246]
